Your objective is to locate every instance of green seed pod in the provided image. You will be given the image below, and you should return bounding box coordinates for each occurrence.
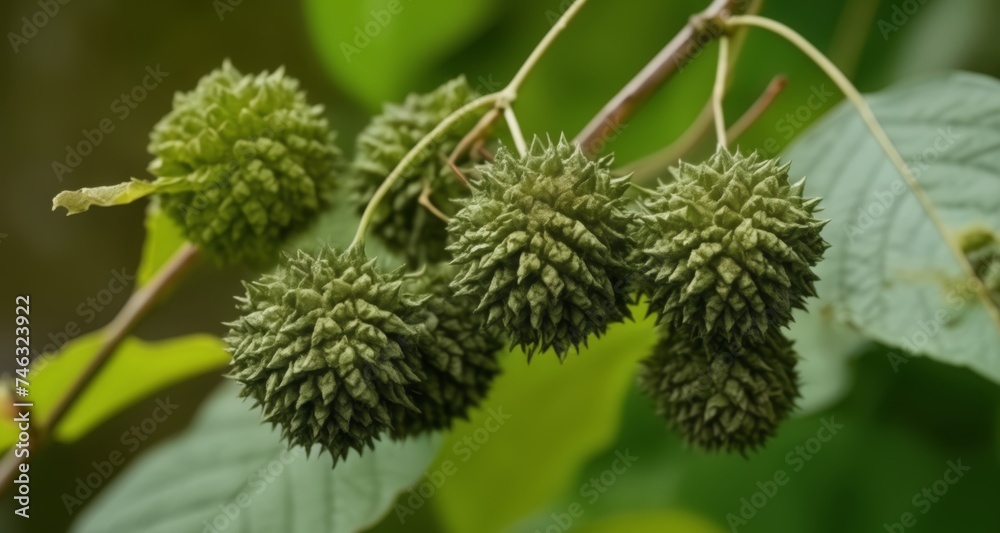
[226,246,423,462]
[390,267,504,438]
[448,136,635,360]
[350,76,479,263]
[634,149,828,344]
[637,330,800,454]
[958,224,1000,299]
[53,60,342,267]
[150,61,342,265]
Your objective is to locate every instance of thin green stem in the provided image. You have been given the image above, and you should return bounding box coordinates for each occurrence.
[726,14,1000,332]
[712,36,731,148]
[612,0,763,180]
[828,0,879,79]
[350,94,501,250]
[505,0,589,99]
[504,106,529,156]
[356,0,591,246]
[620,102,714,180]
[621,75,786,184]
[725,74,787,141]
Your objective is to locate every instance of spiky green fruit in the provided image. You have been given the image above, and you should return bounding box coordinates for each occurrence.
[634,149,828,344]
[53,61,343,267]
[390,267,504,438]
[149,61,342,265]
[350,76,479,263]
[225,246,423,462]
[448,136,635,359]
[637,330,800,454]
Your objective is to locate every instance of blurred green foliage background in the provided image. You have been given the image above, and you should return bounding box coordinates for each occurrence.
[1,0,999,531]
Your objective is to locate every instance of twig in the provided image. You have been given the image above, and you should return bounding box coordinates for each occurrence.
[573,0,748,154]
[611,0,761,175]
[712,35,731,148]
[0,242,201,491]
[351,94,502,250]
[828,0,880,79]
[725,74,787,141]
[726,14,1000,334]
[356,0,591,248]
[448,106,502,183]
[418,178,451,222]
[504,0,590,98]
[46,243,201,434]
[621,74,787,183]
[504,106,529,156]
[451,0,591,167]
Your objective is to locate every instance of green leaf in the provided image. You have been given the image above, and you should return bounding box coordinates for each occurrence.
[786,308,868,416]
[137,201,187,287]
[549,352,1000,533]
[783,72,1000,383]
[303,0,498,107]
[71,383,442,533]
[52,177,195,215]
[431,310,658,533]
[0,334,229,446]
[571,510,725,533]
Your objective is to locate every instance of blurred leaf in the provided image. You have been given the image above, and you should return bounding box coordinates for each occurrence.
[303,0,498,107]
[784,72,1000,383]
[137,202,187,287]
[71,383,442,533]
[572,510,725,533]
[786,308,868,416]
[549,351,1000,532]
[891,0,999,81]
[431,310,658,533]
[0,334,228,447]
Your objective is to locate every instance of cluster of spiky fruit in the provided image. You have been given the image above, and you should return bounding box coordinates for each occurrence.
[222,128,829,460]
[633,149,827,453]
[348,76,480,263]
[49,55,834,465]
[226,246,503,461]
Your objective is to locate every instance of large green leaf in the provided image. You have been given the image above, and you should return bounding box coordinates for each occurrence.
[0,334,228,447]
[786,308,868,416]
[430,310,658,533]
[541,351,1000,533]
[784,72,1000,383]
[71,383,442,533]
[303,0,498,107]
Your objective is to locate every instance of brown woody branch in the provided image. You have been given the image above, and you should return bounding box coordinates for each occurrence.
[0,243,201,493]
[574,0,750,154]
